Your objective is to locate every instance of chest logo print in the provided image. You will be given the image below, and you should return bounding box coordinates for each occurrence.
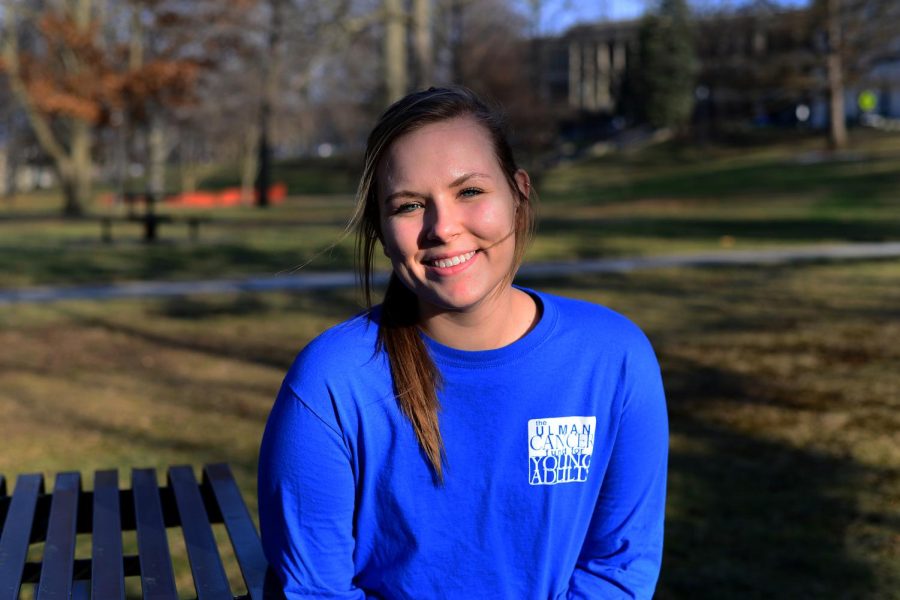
[528,416,596,485]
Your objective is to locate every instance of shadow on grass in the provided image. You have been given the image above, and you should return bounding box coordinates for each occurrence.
[0,241,356,287]
[657,352,893,598]
[549,155,900,206]
[2,381,244,458]
[530,272,892,598]
[154,294,272,319]
[538,216,900,244]
[53,289,362,372]
[659,410,880,599]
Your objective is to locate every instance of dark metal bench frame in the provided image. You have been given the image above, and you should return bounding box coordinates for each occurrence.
[0,463,282,599]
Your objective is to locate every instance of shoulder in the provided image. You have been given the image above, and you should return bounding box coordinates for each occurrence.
[534,289,654,354]
[289,309,379,369]
[282,308,389,398]
[276,308,391,436]
[533,290,665,414]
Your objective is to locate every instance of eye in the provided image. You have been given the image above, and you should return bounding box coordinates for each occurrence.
[393,201,424,215]
[459,187,483,198]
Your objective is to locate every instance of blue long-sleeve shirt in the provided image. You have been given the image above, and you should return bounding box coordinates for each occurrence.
[259,289,668,599]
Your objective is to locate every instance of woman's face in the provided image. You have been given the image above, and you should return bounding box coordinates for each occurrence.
[377,116,528,316]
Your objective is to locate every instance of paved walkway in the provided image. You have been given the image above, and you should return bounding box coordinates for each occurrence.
[2,242,899,305]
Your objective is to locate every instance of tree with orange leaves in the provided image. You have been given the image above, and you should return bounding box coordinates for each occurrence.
[0,0,198,216]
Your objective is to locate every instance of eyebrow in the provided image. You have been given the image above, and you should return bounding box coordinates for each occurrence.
[383,190,426,205]
[383,172,491,205]
[449,172,491,187]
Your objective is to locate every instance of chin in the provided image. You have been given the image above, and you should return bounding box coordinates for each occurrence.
[418,283,502,314]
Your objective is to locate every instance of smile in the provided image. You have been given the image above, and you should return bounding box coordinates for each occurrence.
[425,250,478,268]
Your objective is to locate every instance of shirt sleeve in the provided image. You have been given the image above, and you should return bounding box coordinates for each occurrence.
[258,383,365,599]
[567,336,669,600]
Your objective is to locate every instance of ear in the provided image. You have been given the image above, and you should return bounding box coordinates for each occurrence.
[514,169,531,202]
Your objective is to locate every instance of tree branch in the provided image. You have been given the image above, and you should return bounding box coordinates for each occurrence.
[1,8,71,170]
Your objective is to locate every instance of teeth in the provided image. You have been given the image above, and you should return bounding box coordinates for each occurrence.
[432,251,476,268]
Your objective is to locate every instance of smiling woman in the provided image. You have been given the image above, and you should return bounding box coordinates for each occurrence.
[377,117,534,344]
[258,87,669,599]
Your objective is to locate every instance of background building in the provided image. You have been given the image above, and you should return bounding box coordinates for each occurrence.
[536,3,900,136]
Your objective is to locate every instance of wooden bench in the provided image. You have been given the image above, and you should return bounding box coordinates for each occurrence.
[0,463,283,599]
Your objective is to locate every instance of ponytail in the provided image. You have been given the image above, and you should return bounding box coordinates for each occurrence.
[378,275,446,482]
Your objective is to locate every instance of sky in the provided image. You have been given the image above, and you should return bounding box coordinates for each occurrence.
[535,0,811,33]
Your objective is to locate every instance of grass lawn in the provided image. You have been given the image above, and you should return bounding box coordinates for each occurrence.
[1,130,898,288]
[1,131,899,596]
[1,260,898,598]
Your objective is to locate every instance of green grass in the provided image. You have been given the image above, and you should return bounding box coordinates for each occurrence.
[198,155,361,195]
[2,130,899,288]
[548,262,900,598]
[2,131,899,596]
[1,261,898,597]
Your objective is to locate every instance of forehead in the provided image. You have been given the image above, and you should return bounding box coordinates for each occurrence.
[377,117,500,186]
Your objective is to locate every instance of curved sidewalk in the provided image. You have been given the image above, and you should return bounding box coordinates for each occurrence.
[2,242,899,305]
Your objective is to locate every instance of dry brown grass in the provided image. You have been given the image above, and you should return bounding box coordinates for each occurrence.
[1,260,898,597]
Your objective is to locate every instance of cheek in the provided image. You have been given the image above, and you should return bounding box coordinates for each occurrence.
[380,219,420,258]
[472,198,516,235]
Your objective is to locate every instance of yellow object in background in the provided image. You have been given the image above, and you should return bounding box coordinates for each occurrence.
[858,90,878,113]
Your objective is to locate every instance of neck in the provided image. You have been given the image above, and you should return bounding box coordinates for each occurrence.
[419,286,538,351]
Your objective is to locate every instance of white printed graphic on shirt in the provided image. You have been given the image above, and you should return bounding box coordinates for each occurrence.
[528,416,596,486]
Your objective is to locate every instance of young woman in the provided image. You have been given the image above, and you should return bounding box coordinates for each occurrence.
[258,87,668,599]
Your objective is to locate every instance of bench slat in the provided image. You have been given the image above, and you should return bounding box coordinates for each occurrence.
[72,580,90,600]
[36,472,81,600]
[0,475,7,535]
[132,469,178,598]
[0,473,44,600]
[203,464,269,600]
[92,470,125,600]
[168,466,232,598]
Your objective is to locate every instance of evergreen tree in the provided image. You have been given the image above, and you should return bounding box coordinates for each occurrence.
[637,0,698,130]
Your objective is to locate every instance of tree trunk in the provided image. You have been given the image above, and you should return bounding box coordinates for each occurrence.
[2,3,93,217]
[412,0,433,88]
[384,0,407,104]
[826,0,848,150]
[59,160,88,217]
[255,123,271,208]
[449,0,464,84]
[241,124,260,203]
[180,133,197,194]
[0,143,9,199]
[256,0,283,208]
[147,115,167,200]
[68,119,91,216]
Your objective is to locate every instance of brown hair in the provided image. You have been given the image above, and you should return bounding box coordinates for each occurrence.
[351,87,535,482]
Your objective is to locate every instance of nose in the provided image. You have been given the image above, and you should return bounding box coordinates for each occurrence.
[423,198,462,244]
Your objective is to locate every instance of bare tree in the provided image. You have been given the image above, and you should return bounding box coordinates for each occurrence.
[1,0,96,215]
[384,0,407,103]
[810,0,898,149]
[695,5,817,130]
[0,0,200,215]
[412,0,433,88]
[255,0,284,207]
[824,0,847,148]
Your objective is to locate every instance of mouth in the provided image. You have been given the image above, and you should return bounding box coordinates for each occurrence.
[423,250,478,268]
